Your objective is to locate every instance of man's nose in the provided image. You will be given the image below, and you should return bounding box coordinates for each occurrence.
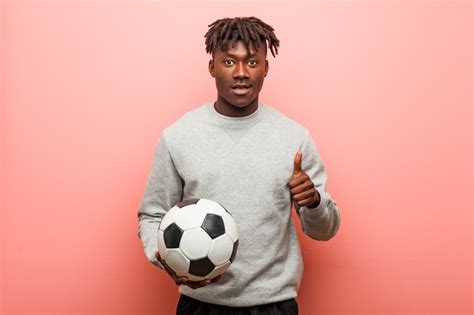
[233,62,249,79]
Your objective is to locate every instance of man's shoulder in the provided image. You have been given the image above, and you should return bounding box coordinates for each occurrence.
[163,102,209,136]
[262,103,307,133]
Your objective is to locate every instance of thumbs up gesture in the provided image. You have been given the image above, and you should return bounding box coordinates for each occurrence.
[288,151,321,208]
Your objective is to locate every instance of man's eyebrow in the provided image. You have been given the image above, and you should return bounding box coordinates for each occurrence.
[224,52,259,58]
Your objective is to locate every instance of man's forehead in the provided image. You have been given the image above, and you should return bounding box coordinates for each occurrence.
[215,40,267,57]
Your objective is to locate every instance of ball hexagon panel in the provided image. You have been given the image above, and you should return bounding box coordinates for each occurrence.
[163,223,183,248]
[157,229,167,255]
[164,249,190,276]
[180,228,212,260]
[174,204,207,230]
[221,212,239,242]
[201,213,225,239]
[196,199,225,216]
[208,234,234,266]
[159,206,180,231]
[206,261,231,280]
[189,257,215,277]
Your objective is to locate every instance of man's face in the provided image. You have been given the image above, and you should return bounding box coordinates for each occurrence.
[209,40,269,109]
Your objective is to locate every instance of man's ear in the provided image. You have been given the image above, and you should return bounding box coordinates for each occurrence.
[264,60,269,77]
[209,59,215,77]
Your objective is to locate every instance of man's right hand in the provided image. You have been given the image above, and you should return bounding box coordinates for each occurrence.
[155,251,222,289]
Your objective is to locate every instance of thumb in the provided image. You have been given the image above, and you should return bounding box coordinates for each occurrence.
[292,151,303,177]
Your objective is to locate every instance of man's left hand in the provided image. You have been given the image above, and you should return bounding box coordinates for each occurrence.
[288,151,321,208]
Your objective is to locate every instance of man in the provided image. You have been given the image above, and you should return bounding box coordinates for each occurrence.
[137,16,341,314]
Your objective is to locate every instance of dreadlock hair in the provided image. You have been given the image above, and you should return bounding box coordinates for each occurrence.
[205,16,280,58]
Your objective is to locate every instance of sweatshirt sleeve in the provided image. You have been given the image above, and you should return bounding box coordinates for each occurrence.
[137,131,184,267]
[295,129,341,241]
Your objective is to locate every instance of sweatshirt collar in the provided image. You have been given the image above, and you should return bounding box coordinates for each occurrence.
[207,101,264,124]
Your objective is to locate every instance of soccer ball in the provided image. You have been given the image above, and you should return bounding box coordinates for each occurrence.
[157,198,239,282]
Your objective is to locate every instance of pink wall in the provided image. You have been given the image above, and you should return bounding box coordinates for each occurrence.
[1,1,472,314]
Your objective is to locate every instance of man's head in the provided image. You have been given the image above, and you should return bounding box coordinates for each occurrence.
[205,17,280,113]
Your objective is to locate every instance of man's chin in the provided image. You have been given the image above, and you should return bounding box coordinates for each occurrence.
[227,98,255,109]
[231,103,250,109]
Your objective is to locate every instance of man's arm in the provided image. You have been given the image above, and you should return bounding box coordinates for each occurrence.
[137,131,183,267]
[292,129,341,241]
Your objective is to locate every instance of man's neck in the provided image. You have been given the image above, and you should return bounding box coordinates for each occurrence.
[214,98,259,117]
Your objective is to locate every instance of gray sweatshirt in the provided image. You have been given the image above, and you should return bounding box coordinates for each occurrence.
[137,101,340,307]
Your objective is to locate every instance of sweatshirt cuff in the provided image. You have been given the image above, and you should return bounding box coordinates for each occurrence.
[301,191,328,219]
[306,190,321,208]
[145,241,164,269]
[151,254,164,269]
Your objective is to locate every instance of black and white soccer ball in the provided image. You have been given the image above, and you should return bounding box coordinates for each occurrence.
[157,198,239,282]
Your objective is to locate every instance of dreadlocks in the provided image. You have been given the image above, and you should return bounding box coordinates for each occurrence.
[205,17,280,58]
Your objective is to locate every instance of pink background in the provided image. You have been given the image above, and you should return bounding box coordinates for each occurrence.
[1,1,472,314]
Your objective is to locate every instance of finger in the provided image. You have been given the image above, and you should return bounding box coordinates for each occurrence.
[186,279,211,289]
[292,151,303,177]
[293,189,317,202]
[175,276,188,285]
[186,283,204,289]
[288,173,308,188]
[194,279,211,286]
[163,264,176,277]
[290,180,314,195]
[186,279,210,285]
[159,256,191,286]
[161,259,178,277]
[297,196,316,207]
[210,274,223,283]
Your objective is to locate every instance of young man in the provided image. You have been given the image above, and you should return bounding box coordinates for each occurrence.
[137,16,341,314]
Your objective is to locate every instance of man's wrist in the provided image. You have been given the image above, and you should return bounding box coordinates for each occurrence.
[307,190,321,208]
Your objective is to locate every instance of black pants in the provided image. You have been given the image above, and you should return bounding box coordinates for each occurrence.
[176,294,298,315]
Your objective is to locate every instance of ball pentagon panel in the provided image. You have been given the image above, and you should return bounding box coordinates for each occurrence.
[206,261,231,280]
[201,213,225,239]
[189,257,215,277]
[163,223,183,248]
[159,205,180,231]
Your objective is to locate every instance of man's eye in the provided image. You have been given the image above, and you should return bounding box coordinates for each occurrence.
[248,60,258,66]
[224,60,235,66]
